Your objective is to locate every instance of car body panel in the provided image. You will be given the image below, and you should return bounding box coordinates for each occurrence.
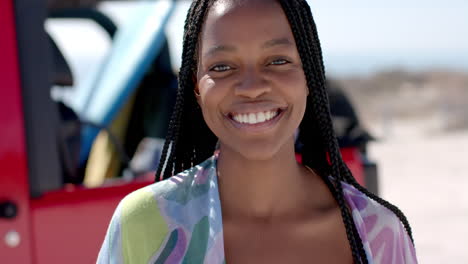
[0,0,34,262]
[30,178,152,263]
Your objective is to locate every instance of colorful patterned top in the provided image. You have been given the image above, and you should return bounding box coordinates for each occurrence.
[97,155,417,264]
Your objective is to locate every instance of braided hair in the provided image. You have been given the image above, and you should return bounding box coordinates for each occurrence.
[155,0,414,262]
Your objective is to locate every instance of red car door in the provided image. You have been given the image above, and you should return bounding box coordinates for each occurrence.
[0,0,34,262]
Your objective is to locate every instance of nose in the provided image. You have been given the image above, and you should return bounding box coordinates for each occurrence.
[234,68,271,98]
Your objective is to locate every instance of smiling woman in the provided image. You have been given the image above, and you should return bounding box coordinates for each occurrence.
[97,0,418,263]
[196,2,307,162]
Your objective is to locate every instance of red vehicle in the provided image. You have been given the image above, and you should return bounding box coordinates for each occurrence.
[0,0,377,263]
[0,1,154,263]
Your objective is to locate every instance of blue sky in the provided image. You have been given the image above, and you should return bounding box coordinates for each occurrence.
[164,0,468,76]
[307,0,468,75]
[48,0,468,79]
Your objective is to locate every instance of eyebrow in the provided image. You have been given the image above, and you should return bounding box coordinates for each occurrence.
[204,45,236,58]
[261,37,293,49]
[203,37,293,58]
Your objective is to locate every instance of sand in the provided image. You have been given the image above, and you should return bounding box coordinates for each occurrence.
[368,122,468,263]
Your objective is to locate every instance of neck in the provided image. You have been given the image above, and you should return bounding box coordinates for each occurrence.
[216,139,314,221]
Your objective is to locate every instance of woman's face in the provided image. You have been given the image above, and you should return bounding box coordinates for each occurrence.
[196,0,308,160]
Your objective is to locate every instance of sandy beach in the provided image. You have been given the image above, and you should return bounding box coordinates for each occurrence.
[368,123,468,263]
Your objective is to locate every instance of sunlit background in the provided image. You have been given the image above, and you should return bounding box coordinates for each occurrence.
[45,0,468,262]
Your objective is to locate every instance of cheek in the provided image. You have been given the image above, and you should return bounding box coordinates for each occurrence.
[197,77,225,128]
[198,76,233,109]
[278,71,308,124]
[198,77,216,106]
[274,70,308,102]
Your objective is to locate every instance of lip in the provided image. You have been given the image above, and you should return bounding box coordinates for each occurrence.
[226,101,287,115]
[225,107,286,133]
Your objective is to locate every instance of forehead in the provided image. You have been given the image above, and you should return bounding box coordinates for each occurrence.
[200,0,295,51]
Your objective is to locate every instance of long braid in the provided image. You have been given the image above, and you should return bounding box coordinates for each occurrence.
[297,0,415,243]
[339,160,414,242]
[278,0,367,262]
[171,1,203,173]
[158,0,218,180]
[156,0,213,180]
[156,0,198,180]
[155,91,179,180]
[282,0,414,258]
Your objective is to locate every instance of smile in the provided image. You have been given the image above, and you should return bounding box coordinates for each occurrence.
[228,108,283,125]
[231,109,279,124]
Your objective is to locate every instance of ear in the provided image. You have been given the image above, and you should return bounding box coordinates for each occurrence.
[193,74,201,104]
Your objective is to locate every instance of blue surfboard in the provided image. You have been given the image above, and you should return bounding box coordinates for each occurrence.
[74,1,176,164]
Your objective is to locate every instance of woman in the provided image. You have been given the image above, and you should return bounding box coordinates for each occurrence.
[98,0,417,263]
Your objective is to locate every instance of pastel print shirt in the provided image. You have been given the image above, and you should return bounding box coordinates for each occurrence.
[97,155,417,264]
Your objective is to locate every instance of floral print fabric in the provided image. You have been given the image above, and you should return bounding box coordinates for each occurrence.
[97,155,417,263]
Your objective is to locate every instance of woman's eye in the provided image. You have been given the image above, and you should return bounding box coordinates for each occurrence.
[210,65,232,72]
[270,59,289,66]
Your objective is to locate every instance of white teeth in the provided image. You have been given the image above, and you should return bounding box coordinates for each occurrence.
[242,115,249,123]
[248,113,257,124]
[232,110,279,124]
[257,112,266,123]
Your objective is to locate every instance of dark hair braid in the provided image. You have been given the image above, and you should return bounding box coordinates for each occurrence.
[339,160,414,242]
[156,0,217,180]
[300,1,414,245]
[281,0,414,258]
[276,1,367,262]
[294,1,415,243]
[155,0,414,262]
